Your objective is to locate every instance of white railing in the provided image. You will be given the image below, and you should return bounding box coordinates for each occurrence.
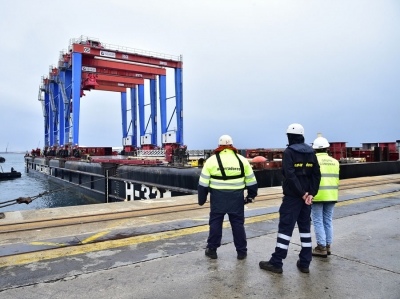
[58,50,68,68]
[40,76,46,91]
[48,64,57,75]
[37,88,43,101]
[59,50,67,62]
[187,150,205,157]
[69,35,182,62]
[38,89,46,117]
[137,149,166,157]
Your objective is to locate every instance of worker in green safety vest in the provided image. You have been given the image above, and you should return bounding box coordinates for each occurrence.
[198,134,258,260]
[311,134,340,258]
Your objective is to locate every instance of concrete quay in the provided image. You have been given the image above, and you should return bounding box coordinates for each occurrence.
[0,174,399,298]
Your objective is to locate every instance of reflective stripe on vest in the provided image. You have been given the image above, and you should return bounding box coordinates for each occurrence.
[199,150,256,190]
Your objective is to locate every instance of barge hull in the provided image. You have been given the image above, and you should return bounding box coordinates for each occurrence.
[25,156,400,203]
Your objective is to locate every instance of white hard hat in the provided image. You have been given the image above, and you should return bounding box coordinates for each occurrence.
[218,135,233,146]
[312,136,330,149]
[286,123,304,135]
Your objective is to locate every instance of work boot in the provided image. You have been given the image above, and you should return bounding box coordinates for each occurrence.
[205,248,217,259]
[296,260,310,273]
[326,244,331,255]
[259,261,283,273]
[312,244,328,258]
[237,253,247,260]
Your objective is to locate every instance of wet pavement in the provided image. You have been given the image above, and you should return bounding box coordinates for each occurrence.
[0,175,399,298]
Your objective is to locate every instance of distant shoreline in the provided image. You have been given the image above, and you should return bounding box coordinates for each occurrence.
[0,152,25,154]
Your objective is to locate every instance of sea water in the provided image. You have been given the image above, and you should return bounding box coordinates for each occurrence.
[0,153,98,213]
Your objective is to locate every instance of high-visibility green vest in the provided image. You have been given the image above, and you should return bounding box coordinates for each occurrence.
[198,149,257,190]
[313,153,340,202]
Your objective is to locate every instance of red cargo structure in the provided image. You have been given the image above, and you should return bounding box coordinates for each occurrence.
[245,149,284,160]
[329,142,347,160]
[79,147,113,156]
[379,142,397,152]
[378,142,399,161]
[245,149,284,170]
[350,147,374,162]
[347,142,399,162]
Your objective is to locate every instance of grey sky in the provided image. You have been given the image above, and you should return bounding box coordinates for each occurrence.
[0,0,399,152]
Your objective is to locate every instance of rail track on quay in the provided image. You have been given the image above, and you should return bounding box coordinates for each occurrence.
[1,177,399,235]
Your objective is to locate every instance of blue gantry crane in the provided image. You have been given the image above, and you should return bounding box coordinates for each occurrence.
[38,36,183,154]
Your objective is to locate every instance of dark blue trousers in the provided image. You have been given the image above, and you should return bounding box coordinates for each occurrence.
[269,196,312,269]
[207,211,247,255]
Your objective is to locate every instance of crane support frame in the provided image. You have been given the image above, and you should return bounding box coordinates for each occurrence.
[39,36,183,150]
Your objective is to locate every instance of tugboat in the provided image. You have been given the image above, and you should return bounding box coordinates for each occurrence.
[0,167,21,181]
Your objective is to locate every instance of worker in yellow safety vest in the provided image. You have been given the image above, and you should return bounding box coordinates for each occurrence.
[198,134,258,260]
[311,134,340,258]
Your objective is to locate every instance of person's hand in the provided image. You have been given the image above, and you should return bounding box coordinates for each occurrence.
[305,195,313,205]
[244,197,254,204]
[302,192,309,201]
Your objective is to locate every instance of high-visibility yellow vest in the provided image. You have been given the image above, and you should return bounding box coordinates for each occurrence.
[314,153,340,202]
[198,149,257,190]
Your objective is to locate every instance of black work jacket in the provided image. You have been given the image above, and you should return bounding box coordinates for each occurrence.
[282,143,321,198]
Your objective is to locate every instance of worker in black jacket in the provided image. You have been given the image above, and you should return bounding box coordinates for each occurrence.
[259,123,321,274]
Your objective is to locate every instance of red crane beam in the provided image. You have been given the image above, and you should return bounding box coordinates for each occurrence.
[73,44,182,68]
[93,74,144,85]
[82,64,156,80]
[96,80,136,88]
[82,57,166,76]
[92,85,127,92]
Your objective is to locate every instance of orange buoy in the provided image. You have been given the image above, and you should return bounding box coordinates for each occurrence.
[252,156,267,163]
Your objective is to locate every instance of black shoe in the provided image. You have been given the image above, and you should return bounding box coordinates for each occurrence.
[205,248,217,259]
[296,260,309,273]
[326,244,331,255]
[259,261,283,273]
[237,253,247,260]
